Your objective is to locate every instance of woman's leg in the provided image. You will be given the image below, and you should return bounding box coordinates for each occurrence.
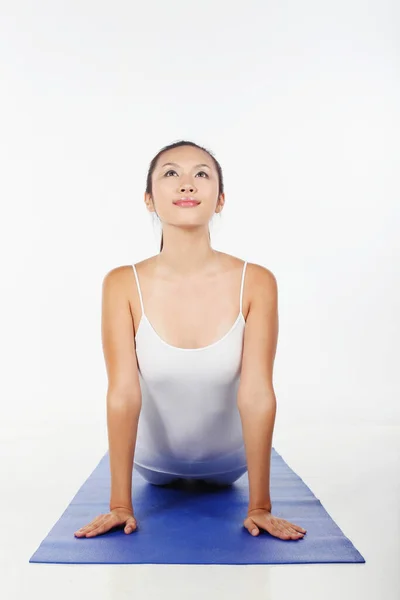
[202,465,248,487]
[134,463,180,486]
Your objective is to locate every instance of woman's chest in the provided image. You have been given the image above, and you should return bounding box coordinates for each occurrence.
[131,263,250,351]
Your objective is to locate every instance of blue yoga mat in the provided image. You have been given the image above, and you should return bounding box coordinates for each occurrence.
[30,448,365,565]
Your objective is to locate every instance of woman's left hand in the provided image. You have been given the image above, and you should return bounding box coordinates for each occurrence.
[243,508,307,540]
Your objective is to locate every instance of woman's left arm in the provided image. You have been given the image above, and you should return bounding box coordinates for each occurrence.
[237,264,279,513]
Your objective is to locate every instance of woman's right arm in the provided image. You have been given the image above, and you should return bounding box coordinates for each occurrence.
[101,267,142,513]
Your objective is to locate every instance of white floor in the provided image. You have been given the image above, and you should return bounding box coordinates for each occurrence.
[2,423,399,600]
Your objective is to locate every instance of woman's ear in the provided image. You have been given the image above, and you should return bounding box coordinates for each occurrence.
[216,193,225,213]
[144,192,155,213]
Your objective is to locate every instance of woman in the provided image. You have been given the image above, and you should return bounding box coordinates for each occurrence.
[74,140,307,542]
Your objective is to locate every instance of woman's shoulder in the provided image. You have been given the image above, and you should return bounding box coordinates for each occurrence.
[104,257,153,278]
[221,252,276,281]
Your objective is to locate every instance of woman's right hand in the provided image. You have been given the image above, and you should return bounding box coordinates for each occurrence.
[74,507,138,538]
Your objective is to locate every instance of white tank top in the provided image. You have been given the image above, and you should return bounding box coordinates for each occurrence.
[131,261,248,477]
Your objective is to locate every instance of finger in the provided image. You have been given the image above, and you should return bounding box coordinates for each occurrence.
[288,526,305,534]
[250,524,259,536]
[245,517,303,541]
[247,517,289,540]
[75,516,105,536]
[124,518,137,534]
[85,514,106,528]
[287,529,304,538]
[271,522,293,540]
[276,526,292,539]
[258,516,304,540]
[279,524,300,539]
[294,525,307,534]
[86,519,115,537]
[283,520,307,534]
[243,517,259,536]
[282,523,303,535]
[283,526,305,538]
[269,518,301,539]
[77,516,110,537]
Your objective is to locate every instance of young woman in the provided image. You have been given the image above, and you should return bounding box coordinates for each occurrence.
[74,140,307,542]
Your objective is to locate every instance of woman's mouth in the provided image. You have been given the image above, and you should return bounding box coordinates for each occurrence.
[174,200,200,207]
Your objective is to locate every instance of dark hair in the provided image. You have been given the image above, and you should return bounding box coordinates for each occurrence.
[145,140,224,252]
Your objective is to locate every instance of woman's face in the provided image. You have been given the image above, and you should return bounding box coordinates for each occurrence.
[144,146,224,229]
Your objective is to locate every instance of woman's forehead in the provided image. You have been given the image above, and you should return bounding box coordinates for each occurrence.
[158,147,212,169]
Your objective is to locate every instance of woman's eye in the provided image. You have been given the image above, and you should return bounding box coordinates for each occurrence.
[164,170,208,178]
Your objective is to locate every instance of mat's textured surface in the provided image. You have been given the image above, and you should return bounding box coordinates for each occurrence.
[29,448,365,564]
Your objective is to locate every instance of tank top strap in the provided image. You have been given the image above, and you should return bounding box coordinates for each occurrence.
[239,261,248,315]
[131,264,145,316]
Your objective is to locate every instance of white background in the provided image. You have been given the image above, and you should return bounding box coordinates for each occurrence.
[1,1,399,598]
